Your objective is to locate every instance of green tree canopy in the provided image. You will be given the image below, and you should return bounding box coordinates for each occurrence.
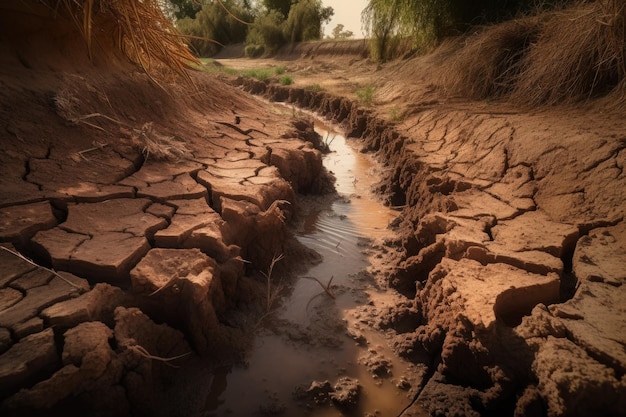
[330,24,354,40]
[283,0,333,43]
[263,0,292,17]
[176,0,253,56]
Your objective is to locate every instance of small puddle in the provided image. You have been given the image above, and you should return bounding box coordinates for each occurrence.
[204,119,418,416]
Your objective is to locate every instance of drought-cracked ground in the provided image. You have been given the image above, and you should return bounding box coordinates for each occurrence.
[0,28,625,417]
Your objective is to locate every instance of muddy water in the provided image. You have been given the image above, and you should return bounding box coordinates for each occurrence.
[205,121,418,417]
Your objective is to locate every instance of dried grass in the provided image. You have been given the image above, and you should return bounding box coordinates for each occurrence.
[512,0,626,105]
[438,17,542,100]
[131,122,193,161]
[49,0,198,83]
[438,0,626,106]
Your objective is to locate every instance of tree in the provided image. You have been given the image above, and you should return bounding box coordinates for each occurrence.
[283,0,333,43]
[263,0,292,17]
[164,0,203,19]
[330,24,354,40]
[246,9,286,55]
[176,0,253,56]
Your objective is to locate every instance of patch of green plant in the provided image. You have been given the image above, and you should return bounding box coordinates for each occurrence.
[244,44,265,58]
[389,106,404,121]
[222,67,239,76]
[242,68,274,80]
[356,85,375,106]
[305,84,323,92]
[274,65,288,75]
[279,75,293,85]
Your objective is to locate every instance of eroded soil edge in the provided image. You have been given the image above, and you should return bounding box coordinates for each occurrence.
[233,76,626,417]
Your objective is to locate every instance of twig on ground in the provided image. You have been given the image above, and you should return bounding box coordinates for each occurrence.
[76,141,109,160]
[127,344,191,368]
[0,246,85,290]
[303,275,336,299]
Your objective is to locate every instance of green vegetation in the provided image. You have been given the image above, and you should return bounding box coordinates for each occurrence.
[389,106,404,121]
[242,68,273,80]
[328,24,354,40]
[355,85,375,106]
[169,0,333,57]
[279,75,293,85]
[175,0,253,56]
[198,60,293,83]
[305,84,323,92]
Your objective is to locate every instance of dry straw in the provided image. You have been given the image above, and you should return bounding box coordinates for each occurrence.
[51,0,198,83]
[439,0,626,106]
[438,16,542,100]
[512,0,626,105]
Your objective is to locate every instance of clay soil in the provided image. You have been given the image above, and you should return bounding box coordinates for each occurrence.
[0,12,625,417]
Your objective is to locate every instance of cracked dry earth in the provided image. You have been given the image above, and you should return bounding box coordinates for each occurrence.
[0,36,332,414]
[0,34,625,417]
[221,43,626,416]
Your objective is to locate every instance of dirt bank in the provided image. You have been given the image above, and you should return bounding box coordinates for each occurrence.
[216,41,625,416]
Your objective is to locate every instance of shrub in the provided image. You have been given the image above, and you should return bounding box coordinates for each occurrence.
[305,84,323,92]
[246,10,286,54]
[279,75,293,85]
[356,85,375,105]
[245,44,265,58]
[242,68,273,80]
[438,16,542,99]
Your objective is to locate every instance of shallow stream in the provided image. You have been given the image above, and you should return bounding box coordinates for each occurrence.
[205,119,418,416]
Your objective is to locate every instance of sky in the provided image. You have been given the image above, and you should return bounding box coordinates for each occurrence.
[322,0,369,38]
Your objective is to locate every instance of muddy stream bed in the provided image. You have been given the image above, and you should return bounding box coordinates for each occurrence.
[204,118,422,416]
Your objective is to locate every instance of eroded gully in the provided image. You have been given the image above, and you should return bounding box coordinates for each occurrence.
[203,117,424,417]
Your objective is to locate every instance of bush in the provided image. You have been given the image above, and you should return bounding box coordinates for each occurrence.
[245,44,265,58]
[362,0,579,60]
[279,75,293,85]
[356,85,375,105]
[246,10,286,54]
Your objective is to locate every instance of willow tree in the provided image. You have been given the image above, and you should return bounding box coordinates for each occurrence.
[283,0,333,43]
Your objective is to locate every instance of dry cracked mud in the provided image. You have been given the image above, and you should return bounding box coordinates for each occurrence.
[1,17,625,417]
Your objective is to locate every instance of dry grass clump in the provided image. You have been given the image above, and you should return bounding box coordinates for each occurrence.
[439,0,626,106]
[131,122,193,161]
[438,17,542,100]
[50,0,198,82]
[512,0,626,105]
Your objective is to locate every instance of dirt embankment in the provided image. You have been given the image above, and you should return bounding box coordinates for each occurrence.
[223,35,625,415]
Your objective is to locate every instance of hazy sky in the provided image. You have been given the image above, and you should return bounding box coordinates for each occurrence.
[322,0,369,38]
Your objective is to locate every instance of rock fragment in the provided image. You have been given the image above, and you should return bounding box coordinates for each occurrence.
[0,328,58,398]
[130,248,225,354]
[0,201,57,246]
[572,222,625,286]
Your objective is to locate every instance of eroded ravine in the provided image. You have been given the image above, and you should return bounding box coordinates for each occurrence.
[203,118,424,417]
